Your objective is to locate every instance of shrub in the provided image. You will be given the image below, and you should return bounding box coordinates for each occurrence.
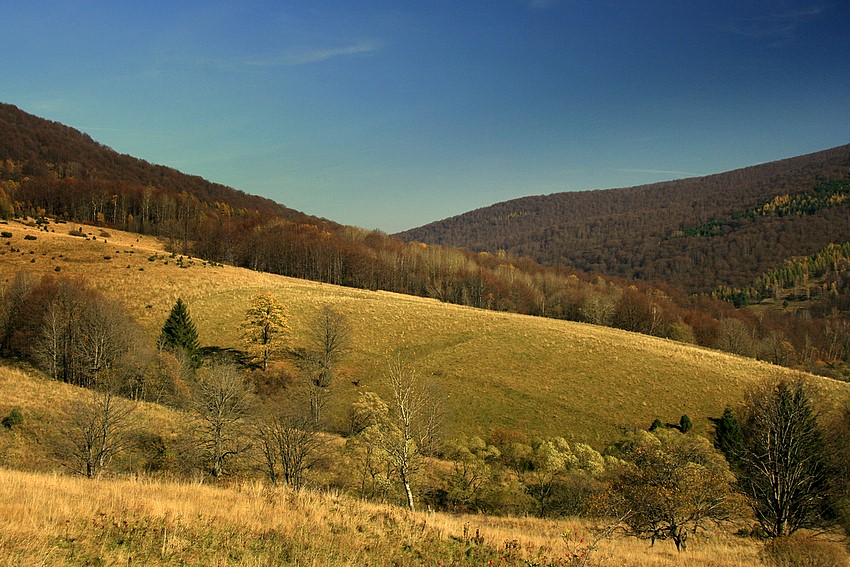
[760,533,849,566]
[2,408,23,429]
[0,231,11,238]
[23,234,37,241]
[648,418,663,431]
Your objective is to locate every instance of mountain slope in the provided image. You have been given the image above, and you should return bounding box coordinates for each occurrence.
[3,220,846,446]
[3,103,849,378]
[398,145,850,293]
[0,102,321,224]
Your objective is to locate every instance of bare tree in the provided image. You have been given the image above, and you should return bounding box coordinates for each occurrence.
[256,400,324,489]
[715,317,756,358]
[190,362,256,478]
[295,306,351,426]
[736,376,833,537]
[65,386,137,478]
[29,277,136,387]
[76,295,135,385]
[353,356,439,512]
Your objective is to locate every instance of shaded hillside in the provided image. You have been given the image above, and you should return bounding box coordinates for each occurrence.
[0,102,323,231]
[397,145,850,293]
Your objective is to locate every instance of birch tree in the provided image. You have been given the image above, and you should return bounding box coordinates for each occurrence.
[353,356,439,512]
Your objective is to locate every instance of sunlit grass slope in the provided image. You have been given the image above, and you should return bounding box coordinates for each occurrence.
[2,220,848,445]
[0,363,186,472]
[0,466,767,566]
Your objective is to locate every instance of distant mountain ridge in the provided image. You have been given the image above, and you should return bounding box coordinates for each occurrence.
[397,145,850,293]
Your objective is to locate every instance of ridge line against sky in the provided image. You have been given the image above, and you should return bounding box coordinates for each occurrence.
[2,0,849,233]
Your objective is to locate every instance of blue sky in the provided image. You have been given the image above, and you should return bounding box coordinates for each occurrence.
[2,1,849,232]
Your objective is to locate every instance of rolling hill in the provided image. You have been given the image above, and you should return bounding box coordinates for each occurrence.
[1,117,849,564]
[2,219,846,447]
[5,102,850,380]
[397,144,850,293]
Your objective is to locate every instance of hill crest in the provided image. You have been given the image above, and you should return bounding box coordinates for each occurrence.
[398,144,850,293]
[0,102,321,224]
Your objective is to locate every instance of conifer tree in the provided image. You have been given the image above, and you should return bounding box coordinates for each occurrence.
[713,406,743,467]
[158,298,200,365]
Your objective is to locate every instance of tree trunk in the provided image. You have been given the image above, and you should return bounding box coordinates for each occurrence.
[672,526,688,552]
[400,466,415,512]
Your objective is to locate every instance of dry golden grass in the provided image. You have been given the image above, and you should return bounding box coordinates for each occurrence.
[2,219,849,445]
[0,361,187,473]
[0,465,774,566]
[2,221,848,565]
[0,362,834,566]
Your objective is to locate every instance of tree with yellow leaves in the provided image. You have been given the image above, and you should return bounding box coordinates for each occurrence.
[241,293,289,370]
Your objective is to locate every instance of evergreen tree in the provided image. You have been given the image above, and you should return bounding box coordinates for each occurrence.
[679,414,693,433]
[712,406,743,468]
[158,298,200,365]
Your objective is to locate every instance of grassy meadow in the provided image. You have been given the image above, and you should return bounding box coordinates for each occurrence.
[2,219,850,566]
[0,353,799,566]
[0,465,776,566]
[2,218,849,445]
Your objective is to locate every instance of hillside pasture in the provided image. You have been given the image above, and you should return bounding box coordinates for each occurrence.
[1,219,847,445]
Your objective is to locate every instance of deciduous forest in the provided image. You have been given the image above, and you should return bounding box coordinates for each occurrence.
[3,103,850,379]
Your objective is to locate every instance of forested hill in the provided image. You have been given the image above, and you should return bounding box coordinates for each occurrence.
[5,102,850,378]
[397,144,850,293]
[0,102,322,226]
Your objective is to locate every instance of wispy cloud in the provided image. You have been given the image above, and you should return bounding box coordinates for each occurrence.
[220,40,379,70]
[720,5,826,45]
